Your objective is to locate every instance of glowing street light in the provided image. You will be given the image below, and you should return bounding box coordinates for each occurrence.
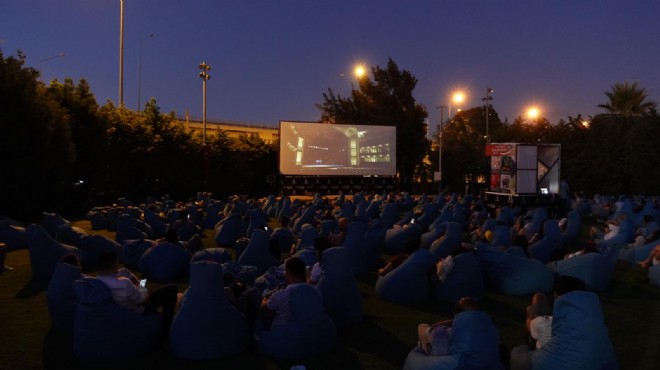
[526,106,541,120]
[448,91,466,119]
[354,65,366,79]
[582,120,590,128]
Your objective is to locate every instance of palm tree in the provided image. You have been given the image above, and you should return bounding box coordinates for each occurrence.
[598,81,657,118]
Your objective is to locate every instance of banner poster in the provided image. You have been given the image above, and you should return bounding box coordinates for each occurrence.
[491,156,501,170]
[490,173,501,191]
[501,156,514,173]
[500,174,511,190]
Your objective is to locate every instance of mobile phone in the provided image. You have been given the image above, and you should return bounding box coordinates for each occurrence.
[139,279,147,287]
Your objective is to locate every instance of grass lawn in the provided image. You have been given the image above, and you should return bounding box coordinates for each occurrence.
[1,219,660,369]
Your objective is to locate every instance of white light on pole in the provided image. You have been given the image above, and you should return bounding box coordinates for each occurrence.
[198,62,212,145]
[483,87,494,142]
[137,33,154,112]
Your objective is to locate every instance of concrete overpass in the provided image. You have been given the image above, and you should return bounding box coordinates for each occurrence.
[176,116,279,143]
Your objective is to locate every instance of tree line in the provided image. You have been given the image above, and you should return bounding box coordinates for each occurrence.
[1,51,658,221]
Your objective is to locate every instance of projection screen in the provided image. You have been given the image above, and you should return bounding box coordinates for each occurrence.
[279,121,397,176]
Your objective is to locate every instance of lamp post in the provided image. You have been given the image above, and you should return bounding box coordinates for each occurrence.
[198,62,211,145]
[118,0,125,107]
[137,33,154,112]
[449,91,465,119]
[483,88,494,142]
[436,105,448,189]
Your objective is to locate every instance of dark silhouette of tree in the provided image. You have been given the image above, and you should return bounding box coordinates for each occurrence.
[598,81,657,118]
[317,58,428,190]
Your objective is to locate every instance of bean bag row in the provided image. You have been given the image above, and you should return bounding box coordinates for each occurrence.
[560,210,581,247]
[343,221,368,276]
[0,223,27,251]
[43,212,71,237]
[214,214,245,248]
[122,239,157,267]
[317,247,364,328]
[79,235,123,271]
[384,224,423,253]
[429,222,462,258]
[170,261,249,359]
[477,245,554,295]
[190,248,232,265]
[72,278,162,361]
[527,220,562,264]
[237,229,280,275]
[254,284,337,359]
[403,310,504,370]
[549,245,620,292]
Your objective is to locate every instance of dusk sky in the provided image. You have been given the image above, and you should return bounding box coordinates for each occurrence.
[2,1,659,128]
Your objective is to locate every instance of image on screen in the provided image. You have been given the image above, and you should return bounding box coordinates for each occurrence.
[279,121,397,176]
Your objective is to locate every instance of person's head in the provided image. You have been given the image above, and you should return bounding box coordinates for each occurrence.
[454,297,480,315]
[284,256,307,284]
[97,252,120,273]
[554,275,586,297]
[338,217,349,232]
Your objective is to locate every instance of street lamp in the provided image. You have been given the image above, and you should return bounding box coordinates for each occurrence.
[137,33,154,112]
[118,0,125,106]
[198,61,212,145]
[483,87,494,142]
[449,91,465,118]
[354,65,366,79]
[526,106,540,121]
[436,105,448,188]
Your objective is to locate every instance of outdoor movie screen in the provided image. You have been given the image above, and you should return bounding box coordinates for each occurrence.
[279,121,397,176]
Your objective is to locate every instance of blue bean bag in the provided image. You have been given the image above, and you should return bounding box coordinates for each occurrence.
[528,220,562,263]
[523,207,548,240]
[26,224,81,281]
[532,291,618,370]
[476,245,554,295]
[72,278,162,361]
[170,261,249,359]
[143,208,166,239]
[270,227,297,254]
[255,284,337,359]
[491,224,512,249]
[121,239,157,267]
[237,229,280,275]
[403,310,504,370]
[138,242,191,281]
[429,222,463,259]
[294,225,317,252]
[190,248,232,265]
[561,210,581,247]
[115,215,148,244]
[317,247,364,327]
[214,214,245,248]
[292,207,317,234]
[79,235,123,271]
[432,252,484,304]
[380,202,400,229]
[550,244,620,292]
[420,222,447,250]
[42,212,71,237]
[54,224,88,248]
[375,248,436,306]
[47,262,83,331]
[384,224,423,253]
[364,219,387,268]
[0,223,27,251]
[246,208,269,238]
[87,211,108,230]
[343,221,368,275]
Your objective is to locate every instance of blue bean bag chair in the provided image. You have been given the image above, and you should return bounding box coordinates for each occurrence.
[343,221,368,275]
[270,226,297,254]
[237,229,280,275]
[561,210,581,247]
[317,247,364,328]
[380,202,400,229]
[420,222,447,250]
[432,252,484,304]
[138,242,191,281]
[115,215,149,244]
[364,219,387,268]
[476,245,554,295]
[523,207,548,240]
[491,224,512,249]
[292,207,317,234]
[375,248,436,306]
[255,284,337,359]
[366,199,383,220]
[528,220,562,263]
[72,278,162,361]
[214,214,245,248]
[403,310,505,370]
[47,262,83,331]
[246,208,269,238]
[26,224,81,281]
[531,291,618,370]
[121,239,157,267]
[294,225,317,252]
[191,248,232,265]
[42,212,71,237]
[79,235,123,271]
[143,208,166,239]
[54,224,88,248]
[416,203,440,230]
[170,261,249,359]
[550,244,620,292]
[429,222,463,259]
[384,224,423,253]
[0,223,27,251]
[87,211,108,230]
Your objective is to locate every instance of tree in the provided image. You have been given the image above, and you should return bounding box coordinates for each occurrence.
[317,58,429,190]
[0,51,75,219]
[597,81,657,118]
